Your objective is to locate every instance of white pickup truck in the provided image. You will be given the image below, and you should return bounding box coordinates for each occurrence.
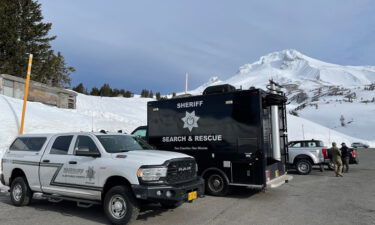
[287,140,327,175]
[0,132,204,225]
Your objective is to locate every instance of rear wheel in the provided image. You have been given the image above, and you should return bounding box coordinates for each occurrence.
[295,159,312,175]
[10,177,32,206]
[103,185,139,225]
[205,172,229,196]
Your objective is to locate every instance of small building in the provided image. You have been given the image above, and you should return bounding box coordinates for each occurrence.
[0,74,77,109]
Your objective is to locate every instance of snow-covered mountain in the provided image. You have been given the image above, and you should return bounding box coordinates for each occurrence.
[193,49,375,91]
[192,49,375,141]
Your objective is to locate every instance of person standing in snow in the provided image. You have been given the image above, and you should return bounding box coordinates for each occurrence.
[331,142,343,177]
[340,143,350,173]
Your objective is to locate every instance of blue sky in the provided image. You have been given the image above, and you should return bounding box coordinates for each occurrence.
[39,0,375,94]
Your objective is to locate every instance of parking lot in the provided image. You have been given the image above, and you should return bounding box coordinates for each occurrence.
[1,148,374,225]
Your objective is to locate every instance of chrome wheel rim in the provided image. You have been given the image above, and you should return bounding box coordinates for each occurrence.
[298,162,309,173]
[208,175,224,192]
[109,195,127,219]
[13,184,23,202]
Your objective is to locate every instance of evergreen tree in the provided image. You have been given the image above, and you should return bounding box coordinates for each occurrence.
[99,83,112,97]
[141,89,150,98]
[0,0,75,87]
[156,92,161,100]
[90,87,100,96]
[149,91,153,98]
[172,92,176,97]
[124,91,132,98]
[73,83,86,94]
[112,88,120,97]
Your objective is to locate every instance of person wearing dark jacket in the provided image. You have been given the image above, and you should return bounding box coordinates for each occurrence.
[341,143,350,173]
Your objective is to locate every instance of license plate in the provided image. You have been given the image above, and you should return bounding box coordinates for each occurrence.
[188,191,197,201]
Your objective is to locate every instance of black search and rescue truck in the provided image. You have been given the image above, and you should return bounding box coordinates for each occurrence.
[145,82,292,196]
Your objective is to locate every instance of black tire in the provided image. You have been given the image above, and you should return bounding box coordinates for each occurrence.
[103,185,139,225]
[160,201,183,209]
[10,177,32,206]
[295,159,312,175]
[205,172,229,196]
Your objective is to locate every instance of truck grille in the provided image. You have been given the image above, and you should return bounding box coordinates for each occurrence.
[166,158,197,184]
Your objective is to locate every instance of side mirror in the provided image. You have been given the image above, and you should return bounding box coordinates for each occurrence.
[75,147,101,158]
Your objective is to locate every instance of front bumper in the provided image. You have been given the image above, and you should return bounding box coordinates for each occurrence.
[132,177,204,203]
[0,173,5,186]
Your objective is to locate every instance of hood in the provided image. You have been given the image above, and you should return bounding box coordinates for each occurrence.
[111,150,193,166]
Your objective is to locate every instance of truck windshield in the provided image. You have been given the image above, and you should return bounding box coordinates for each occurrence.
[96,135,153,153]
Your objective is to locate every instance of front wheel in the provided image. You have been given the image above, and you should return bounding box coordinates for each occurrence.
[10,177,32,206]
[205,172,229,196]
[104,185,139,225]
[295,159,312,175]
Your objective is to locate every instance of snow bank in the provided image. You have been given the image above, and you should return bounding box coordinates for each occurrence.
[0,94,150,160]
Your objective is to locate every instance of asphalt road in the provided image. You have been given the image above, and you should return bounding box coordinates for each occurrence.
[1,149,375,225]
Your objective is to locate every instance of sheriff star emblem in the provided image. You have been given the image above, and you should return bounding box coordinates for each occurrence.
[85,166,96,181]
[181,111,199,132]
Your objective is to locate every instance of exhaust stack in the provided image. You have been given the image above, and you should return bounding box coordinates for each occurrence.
[270,81,281,161]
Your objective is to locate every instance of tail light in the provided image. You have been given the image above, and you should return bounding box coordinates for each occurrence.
[322,149,328,159]
[351,151,356,158]
[266,170,270,182]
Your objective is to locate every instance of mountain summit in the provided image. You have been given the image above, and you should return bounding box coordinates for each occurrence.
[195,49,375,92]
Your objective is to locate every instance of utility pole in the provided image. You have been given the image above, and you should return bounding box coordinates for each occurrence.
[185,72,188,94]
[302,124,305,139]
[19,54,33,134]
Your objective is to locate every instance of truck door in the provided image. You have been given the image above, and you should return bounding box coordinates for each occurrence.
[7,136,48,192]
[40,135,74,194]
[61,135,102,200]
[232,137,263,185]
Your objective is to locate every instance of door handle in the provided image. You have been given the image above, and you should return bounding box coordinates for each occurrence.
[42,159,50,163]
[69,161,77,164]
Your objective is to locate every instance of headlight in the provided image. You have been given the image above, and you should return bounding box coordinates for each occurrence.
[137,166,168,182]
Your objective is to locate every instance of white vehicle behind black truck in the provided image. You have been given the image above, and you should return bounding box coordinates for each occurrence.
[0,132,204,225]
[287,140,327,175]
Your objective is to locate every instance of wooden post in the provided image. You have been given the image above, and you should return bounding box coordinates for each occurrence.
[19,54,33,134]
